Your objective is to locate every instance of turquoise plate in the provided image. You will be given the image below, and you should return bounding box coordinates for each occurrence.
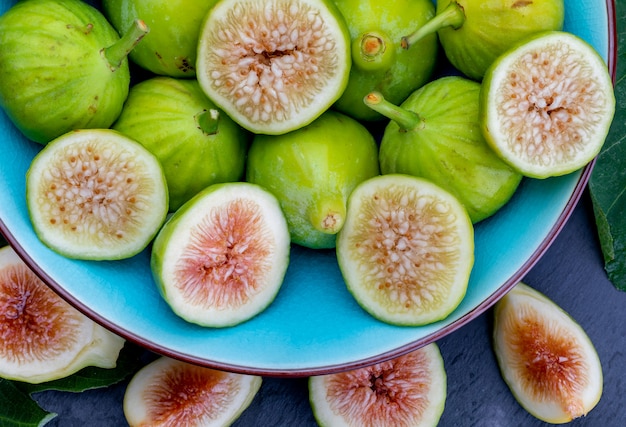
[0,0,617,376]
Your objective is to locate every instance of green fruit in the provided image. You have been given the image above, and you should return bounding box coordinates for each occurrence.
[26,129,169,260]
[481,31,615,178]
[151,182,290,328]
[0,0,148,144]
[332,0,438,121]
[246,110,380,249]
[367,76,522,223]
[402,0,564,81]
[0,245,125,384]
[113,76,249,212]
[196,0,351,135]
[336,174,474,326]
[493,282,603,423]
[103,0,217,77]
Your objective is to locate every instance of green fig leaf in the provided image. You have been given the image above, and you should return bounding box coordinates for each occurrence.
[0,379,57,426]
[589,0,626,291]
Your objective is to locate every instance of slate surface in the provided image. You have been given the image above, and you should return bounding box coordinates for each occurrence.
[32,189,626,426]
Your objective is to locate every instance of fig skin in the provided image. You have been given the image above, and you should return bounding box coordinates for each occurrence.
[0,0,146,144]
[332,0,439,121]
[370,76,522,224]
[246,110,380,249]
[112,76,250,212]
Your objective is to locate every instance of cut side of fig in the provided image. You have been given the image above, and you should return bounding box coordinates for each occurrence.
[336,174,474,326]
[195,0,351,135]
[481,31,615,178]
[309,343,447,427]
[0,245,125,384]
[493,282,603,423]
[123,356,262,426]
[150,182,291,328]
[26,129,169,261]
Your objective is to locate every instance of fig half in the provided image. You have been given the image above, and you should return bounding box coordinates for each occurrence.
[309,343,447,427]
[0,246,125,384]
[124,356,262,426]
[493,282,603,423]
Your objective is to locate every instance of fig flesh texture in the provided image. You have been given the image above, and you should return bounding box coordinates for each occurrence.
[401,0,564,81]
[0,245,125,384]
[26,129,169,261]
[103,0,218,77]
[0,0,148,144]
[336,174,474,326]
[124,356,262,427]
[367,76,522,224]
[196,0,351,135]
[481,31,616,179]
[331,0,438,121]
[246,110,380,249]
[112,76,249,212]
[309,343,446,427]
[493,282,603,423]
[150,182,290,328]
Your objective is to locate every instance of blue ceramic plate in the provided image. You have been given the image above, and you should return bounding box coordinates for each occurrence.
[0,0,617,376]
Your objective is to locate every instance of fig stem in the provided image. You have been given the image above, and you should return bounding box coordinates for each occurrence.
[401,1,466,49]
[103,19,149,71]
[363,92,423,131]
[195,109,220,135]
[352,31,395,72]
[309,197,346,235]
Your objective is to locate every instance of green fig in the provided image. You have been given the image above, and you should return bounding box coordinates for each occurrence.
[0,0,148,144]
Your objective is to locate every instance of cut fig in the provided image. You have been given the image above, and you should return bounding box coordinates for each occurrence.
[195,0,351,135]
[493,282,603,423]
[480,31,616,178]
[26,129,169,261]
[309,343,446,427]
[246,110,380,249]
[150,182,290,328]
[0,245,125,384]
[123,356,262,427]
[336,174,474,326]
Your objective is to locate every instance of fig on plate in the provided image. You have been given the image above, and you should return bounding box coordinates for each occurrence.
[493,282,603,423]
[0,0,148,144]
[246,110,380,249]
[124,356,261,427]
[151,182,290,328]
[0,245,125,384]
[481,31,616,178]
[309,343,447,427]
[103,0,218,77]
[336,174,474,326]
[366,76,522,224]
[331,0,438,121]
[26,129,169,261]
[195,0,351,135]
[112,76,249,212]
[401,0,564,81]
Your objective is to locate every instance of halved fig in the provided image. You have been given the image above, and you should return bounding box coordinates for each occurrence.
[309,343,447,427]
[26,129,169,260]
[0,245,125,384]
[195,0,351,135]
[123,356,262,427]
[150,182,290,328]
[493,282,603,423]
[481,31,615,178]
[336,174,474,326]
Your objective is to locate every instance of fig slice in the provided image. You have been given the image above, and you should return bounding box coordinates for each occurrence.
[480,31,615,178]
[26,129,169,261]
[493,282,603,423]
[309,343,446,427]
[0,245,125,384]
[123,356,262,427]
[150,182,290,328]
[336,174,474,326]
[195,0,351,135]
